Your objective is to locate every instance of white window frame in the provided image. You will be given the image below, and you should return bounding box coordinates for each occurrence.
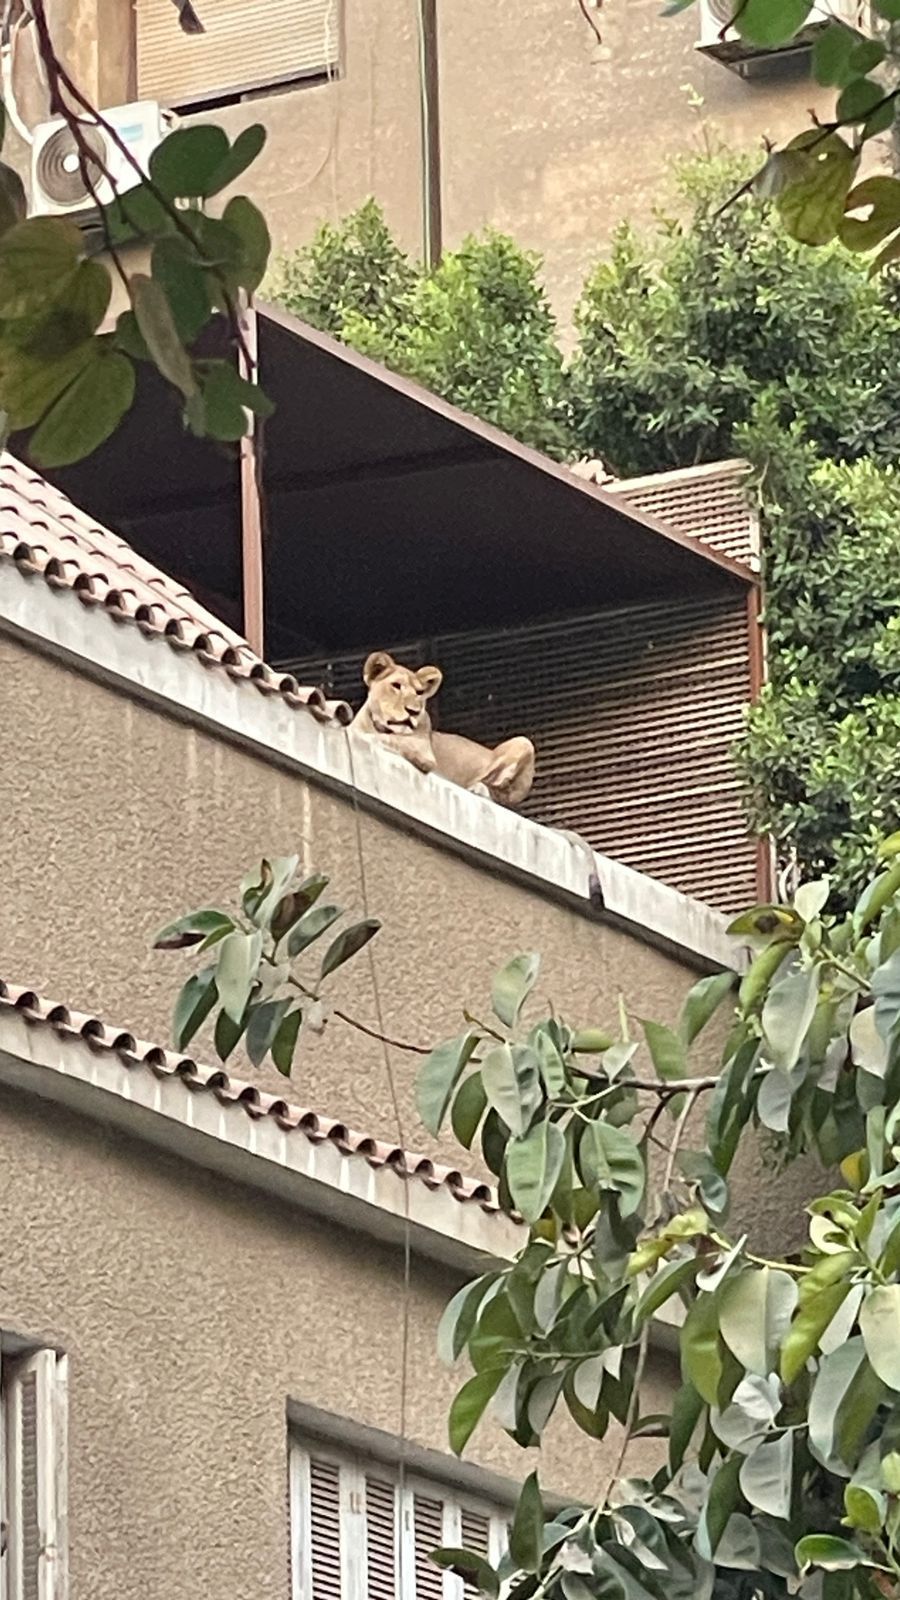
[0,1347,68,1600]
[289,1435,508,1600]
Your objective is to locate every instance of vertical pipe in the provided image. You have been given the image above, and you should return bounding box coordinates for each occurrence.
[746,583,774,902]
[416,0,442,268]
[239,304,265,657]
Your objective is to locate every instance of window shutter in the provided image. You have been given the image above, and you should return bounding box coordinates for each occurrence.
[459,1510,490,1599]
[413,1494,445,1600]
[3,1352,64,1600]
[308,1458,342,1600]
[364,1477,396,1600]
[135,0,340,107]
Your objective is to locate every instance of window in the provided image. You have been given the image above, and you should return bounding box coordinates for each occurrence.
[0,1348,67,1600]
[289,1438,508,1600]
[135,0,341,112]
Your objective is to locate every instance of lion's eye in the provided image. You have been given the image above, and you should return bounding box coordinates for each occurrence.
[391,680,402,690]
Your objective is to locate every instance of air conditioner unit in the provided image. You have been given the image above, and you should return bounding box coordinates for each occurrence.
[30,100,175,218]
[697,0,867,74]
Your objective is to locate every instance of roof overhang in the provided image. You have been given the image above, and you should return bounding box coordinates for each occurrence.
[29,305,755,661]
[0,998,522,1274]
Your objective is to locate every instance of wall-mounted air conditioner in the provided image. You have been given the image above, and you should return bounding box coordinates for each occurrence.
[697,0,867,74]
[30,100,175,217]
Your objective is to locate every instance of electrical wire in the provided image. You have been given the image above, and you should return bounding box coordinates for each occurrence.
[341,725,414,1595]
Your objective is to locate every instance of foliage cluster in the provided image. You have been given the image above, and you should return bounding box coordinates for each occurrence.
[0,112,272,467]
[165,836,900,1600]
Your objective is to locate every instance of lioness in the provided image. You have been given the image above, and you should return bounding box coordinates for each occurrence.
[351,651,535,808]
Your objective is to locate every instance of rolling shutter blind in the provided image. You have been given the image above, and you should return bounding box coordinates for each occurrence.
[284,592,758,913]
[290,1440,507,1600]
[136,0,340,107]
[2,1351,66,1600]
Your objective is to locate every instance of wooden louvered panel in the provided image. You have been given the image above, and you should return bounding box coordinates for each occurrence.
[136,0,339,106]
[284,593,757,911]
[460,1510,490,1600]
[366,1477,397,1600]
[309,1458,343,1600]
[19,1369,40,1600]
[609,462,759,570]
[413,1494,445,1600]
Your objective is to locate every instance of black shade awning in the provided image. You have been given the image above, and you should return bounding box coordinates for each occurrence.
[24,303,753,660]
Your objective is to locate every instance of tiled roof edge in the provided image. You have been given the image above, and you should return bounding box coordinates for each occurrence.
[0,979,498,1214]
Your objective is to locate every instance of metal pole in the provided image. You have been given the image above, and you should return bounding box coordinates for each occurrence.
[239,303,264,657]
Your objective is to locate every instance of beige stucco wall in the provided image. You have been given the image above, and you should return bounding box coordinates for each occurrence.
[0,627,723,1154]
[28,0,833,324]
[0,1081,677,1600]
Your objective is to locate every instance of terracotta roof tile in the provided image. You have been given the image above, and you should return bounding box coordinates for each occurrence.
[0,452,352,725]
[0,979,498,1213]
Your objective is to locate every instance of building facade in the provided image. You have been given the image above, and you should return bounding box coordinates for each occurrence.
[24,0,834,319]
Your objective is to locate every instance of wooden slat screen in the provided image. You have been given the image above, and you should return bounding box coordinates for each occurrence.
[136,0,340,107]
[308,1457,342,1600]
[284,593,758,912]
[607,461,759,570]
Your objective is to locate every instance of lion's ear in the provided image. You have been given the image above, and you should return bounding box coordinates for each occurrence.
[416,665,443,698]
[363,651,395,685]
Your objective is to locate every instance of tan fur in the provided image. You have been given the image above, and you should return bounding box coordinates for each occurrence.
[351,651,535,808]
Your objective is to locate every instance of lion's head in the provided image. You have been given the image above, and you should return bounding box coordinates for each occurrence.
[361,651,443,734]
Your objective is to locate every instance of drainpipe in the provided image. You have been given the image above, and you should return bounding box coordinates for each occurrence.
[415,0,442,268]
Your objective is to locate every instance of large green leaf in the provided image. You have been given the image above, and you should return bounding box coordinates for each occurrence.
[720,1267,798,1377]
[319,917,381,978]
[215,927,262,1023]
[245,997,292,1067]
[0,339,94,431]
[795,1535,870,1573]
[509,1472,543,1574]
[430,1549,499,1598]
[451,1072,488,1149]
[777,136,858,248]
[287,904,342,957]
[839,177,900,254]
[436,1274,497,1365]
[271,1007,302,1076]
[154,908,234,950]
[506,1120,566,1224]
[172,966,217,1050]
[739,1432,792,1518]
[448,1367,503,1455]
[636,1255,698,1322]
[681,1291,724,1406]
[416,1032,480,1136]
[812,22,864,88]
[0,216,81,318]
[149,124,230,198]
[697,1454,742,1560]
[29,345,135,468]
[642,1020,686,1082]
[481,1042,541,1136]
[734,0,812,46]
[678,970,735,1046]
[579,1121,644,1216]
[491,952,540,1028]
[873,948,900,1041]
[780,1282,851,1384]
[205,124,267,196]
[669,1381,703,1475]
[808,1339,866,1469]
[221,194,271,293]
[132,271,196,399]
[151,236,210,342]
[860,1284,900,1390]
[761,964,821,1070]
[712,1372,780,1452]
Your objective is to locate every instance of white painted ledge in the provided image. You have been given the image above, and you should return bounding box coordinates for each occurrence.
[0,562,742,972]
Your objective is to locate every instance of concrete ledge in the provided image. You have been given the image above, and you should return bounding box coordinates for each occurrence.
[0,1006,523,1272]
[0,562,742,973]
